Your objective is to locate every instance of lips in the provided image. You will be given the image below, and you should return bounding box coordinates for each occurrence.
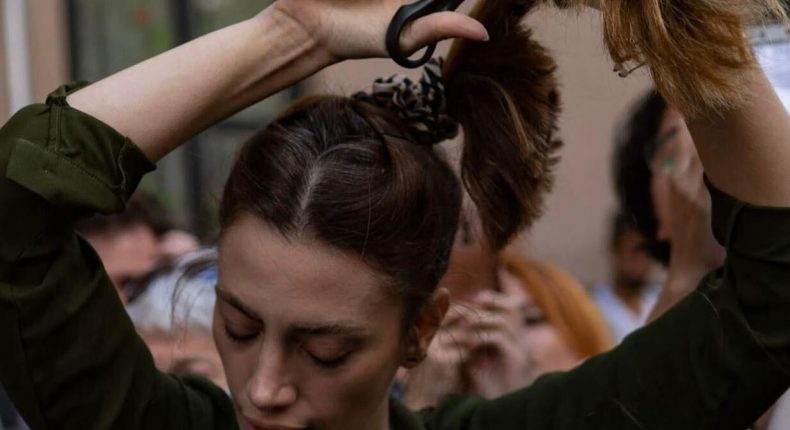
[242,415,308,430]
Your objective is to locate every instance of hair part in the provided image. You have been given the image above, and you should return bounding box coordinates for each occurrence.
[219,0,561,326]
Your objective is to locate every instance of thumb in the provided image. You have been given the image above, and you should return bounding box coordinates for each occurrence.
[399,12,489,55]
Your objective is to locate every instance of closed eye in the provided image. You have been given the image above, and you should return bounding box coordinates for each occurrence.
[224,325,259,343]
[304,348,352,368]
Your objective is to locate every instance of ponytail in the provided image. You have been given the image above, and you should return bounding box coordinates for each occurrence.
[547,0,788,117]
[444,0,562,250]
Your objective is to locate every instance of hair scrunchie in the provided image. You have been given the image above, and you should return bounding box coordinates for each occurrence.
[354,58,460,145]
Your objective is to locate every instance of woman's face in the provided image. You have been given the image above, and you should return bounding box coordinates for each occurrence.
[216,214,406,430]
[499,270,580,382]
[650,109,696,241]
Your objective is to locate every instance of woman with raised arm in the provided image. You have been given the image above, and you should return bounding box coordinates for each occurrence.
[1,0,790,430]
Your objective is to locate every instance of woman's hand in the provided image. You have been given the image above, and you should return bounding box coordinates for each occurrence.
[663,143,723,276]
[462,273,533,398]
[648,137,725,321]
[68,0,487,163]
[273,0,489,62]
[403,305,472,409]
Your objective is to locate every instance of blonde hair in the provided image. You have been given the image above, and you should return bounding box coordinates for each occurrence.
[500,255,613,358]
[546,0,788,117]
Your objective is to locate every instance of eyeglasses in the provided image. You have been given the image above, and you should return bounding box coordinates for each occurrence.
[644,126,680,173]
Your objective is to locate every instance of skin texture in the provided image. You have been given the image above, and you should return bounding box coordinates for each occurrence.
[67,3,487,162]
[215,213,444,430]
[650,109,697,242]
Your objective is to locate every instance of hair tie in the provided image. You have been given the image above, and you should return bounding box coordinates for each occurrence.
[354,58,460,145]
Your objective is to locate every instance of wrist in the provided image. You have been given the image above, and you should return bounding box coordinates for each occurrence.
[252,6,335,73]
[664,263,708,295]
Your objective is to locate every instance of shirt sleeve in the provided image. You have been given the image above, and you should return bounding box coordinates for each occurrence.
[422,180,790,430]
[0,83,237,430]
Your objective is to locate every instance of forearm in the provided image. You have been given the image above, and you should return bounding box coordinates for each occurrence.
[576,0,790,206]
[688,68,790,207]
[68,7,327,162]
[647,266,708,323]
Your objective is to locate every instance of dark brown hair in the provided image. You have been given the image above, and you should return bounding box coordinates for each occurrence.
[219,0,561,324]
[612,90,671,265]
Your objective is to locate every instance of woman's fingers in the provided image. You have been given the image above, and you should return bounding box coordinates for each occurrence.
[464,311,511,330]
[466,330,521,357]
[399,12,489,55]
[471,291,526,321]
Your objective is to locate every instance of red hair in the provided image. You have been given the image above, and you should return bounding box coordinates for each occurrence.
[500,255,613,358]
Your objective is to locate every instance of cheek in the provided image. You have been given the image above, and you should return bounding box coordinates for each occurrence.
[525,327,580,377]
[179,335,228,390]
[650,174,672,240]
[144,338,176,371]
[301,336,402,425]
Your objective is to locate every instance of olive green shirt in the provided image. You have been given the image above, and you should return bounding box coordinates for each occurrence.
[1,83,790,429]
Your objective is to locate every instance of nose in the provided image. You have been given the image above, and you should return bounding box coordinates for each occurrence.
[247,345,298,411]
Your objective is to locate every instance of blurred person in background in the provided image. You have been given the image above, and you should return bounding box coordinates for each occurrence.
[613,89,790,430]
[590,213,661,343]
[402,215,613,408]
[126,248,226,390]
[612,90,725,323]
[77,191,200,302]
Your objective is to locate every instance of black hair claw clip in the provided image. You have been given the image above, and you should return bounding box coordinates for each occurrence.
[386,0,465,68]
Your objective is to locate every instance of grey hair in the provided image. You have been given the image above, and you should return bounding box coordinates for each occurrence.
[126,248,218,334]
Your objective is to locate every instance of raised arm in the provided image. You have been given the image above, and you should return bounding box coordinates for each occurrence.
[67,0,488,162]
[588,0,790,205]
[420,3,790,429]
[0,2,487,429]
[688,72,790,206]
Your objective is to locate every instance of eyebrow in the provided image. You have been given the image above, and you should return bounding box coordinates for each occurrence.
[215,286,263,322]
[289,324,369,339]
[215,285,370,338]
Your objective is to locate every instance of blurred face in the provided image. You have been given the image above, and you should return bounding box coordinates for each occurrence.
[650,109,696,241]
[611,228,653,290]
[501,271,580,381]
[85,223,159,301]
[438,216,498,300]
[216,214,406,430]
[142,329,227,390]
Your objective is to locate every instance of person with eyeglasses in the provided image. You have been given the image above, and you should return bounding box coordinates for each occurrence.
[613,90,727,323]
